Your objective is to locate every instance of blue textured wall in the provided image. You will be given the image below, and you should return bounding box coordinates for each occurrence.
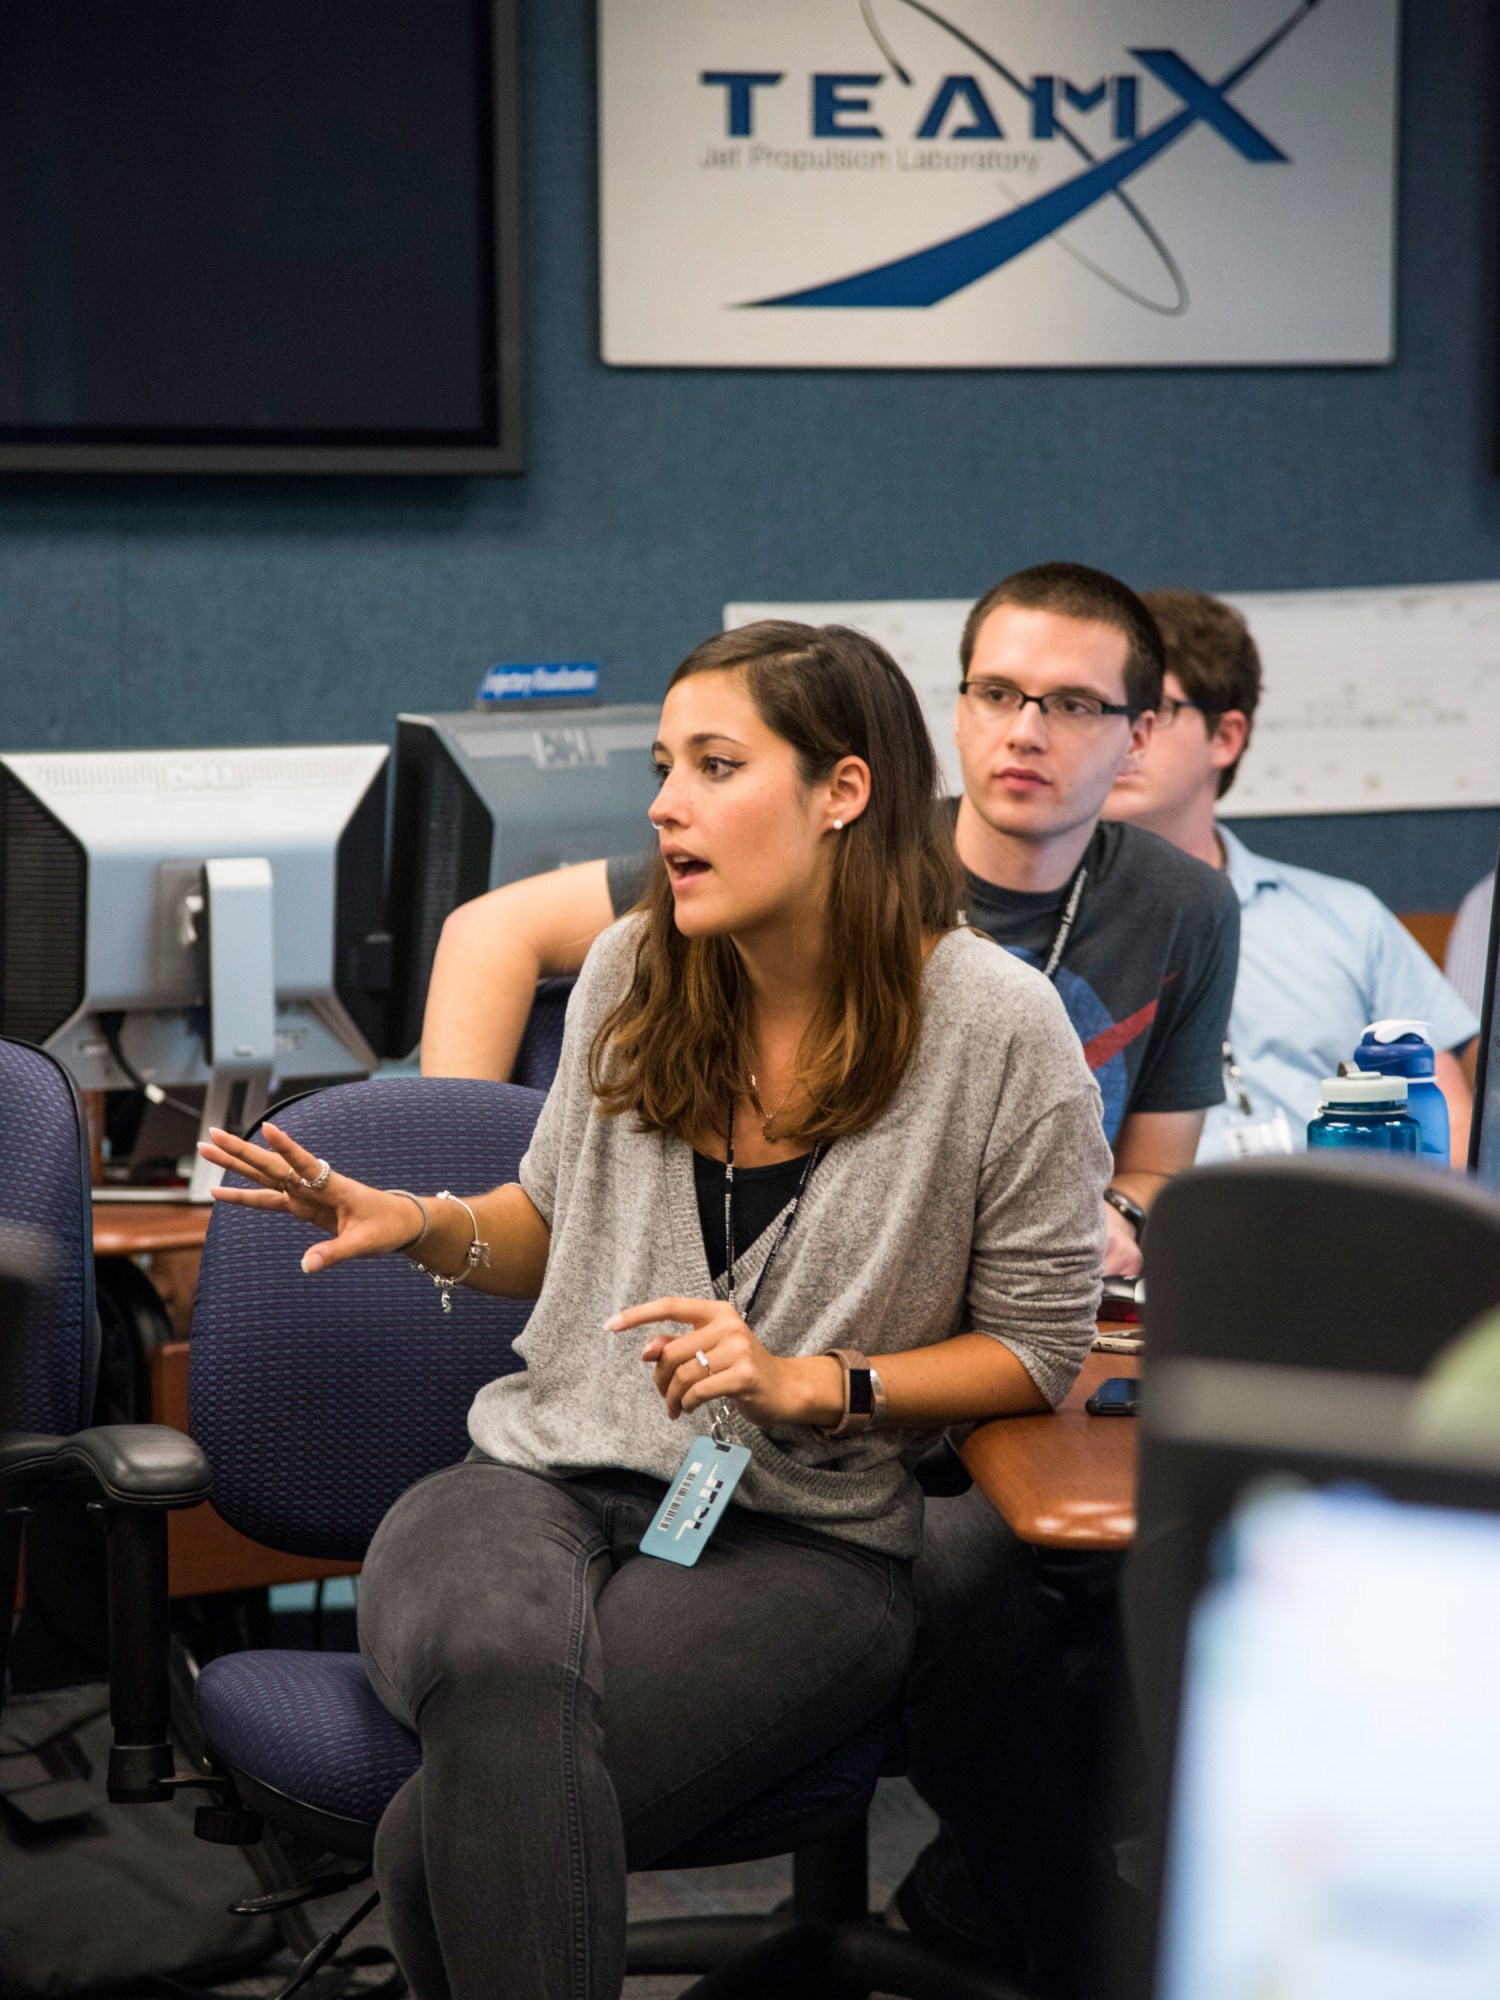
[0,0,1496,908]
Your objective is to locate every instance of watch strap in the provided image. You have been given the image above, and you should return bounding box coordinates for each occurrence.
[820,1348,887,1439]
[1103,1187,1147,1238]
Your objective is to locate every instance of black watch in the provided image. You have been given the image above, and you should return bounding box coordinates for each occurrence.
[1102,1187,1147,1240]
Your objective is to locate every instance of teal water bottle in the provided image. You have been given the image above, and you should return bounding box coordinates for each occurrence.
[1352,1019,1449,1163]
[1307,1072,1421,1155]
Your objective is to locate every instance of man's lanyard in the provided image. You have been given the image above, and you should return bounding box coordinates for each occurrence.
[1040,863,1089,983]
[1222,1038,1254,1118]
[722,1101,824,1326]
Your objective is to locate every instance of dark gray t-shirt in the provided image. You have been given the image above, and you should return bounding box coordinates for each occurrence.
[606,812,1239,1146]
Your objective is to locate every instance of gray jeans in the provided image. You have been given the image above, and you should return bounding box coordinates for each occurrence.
[357,1457,914,2000]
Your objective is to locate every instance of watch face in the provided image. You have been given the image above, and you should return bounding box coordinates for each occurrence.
[847,1368,875,1418]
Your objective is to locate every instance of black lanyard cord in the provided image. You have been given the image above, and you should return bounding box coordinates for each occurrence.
[1040,862,1089,982]
[722,1100,824,1326]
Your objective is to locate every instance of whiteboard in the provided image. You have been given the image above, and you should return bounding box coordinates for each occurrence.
[726,580,1500,817]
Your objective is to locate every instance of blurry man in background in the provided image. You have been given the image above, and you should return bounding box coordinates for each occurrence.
[1105,588,1477,1163]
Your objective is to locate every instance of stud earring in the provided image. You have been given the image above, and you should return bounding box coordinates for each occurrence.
[833,818,844,830]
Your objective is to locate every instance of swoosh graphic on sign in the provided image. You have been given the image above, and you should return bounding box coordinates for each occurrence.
[1082,999,1159,1073]
[751,0,1316,311]
[861,0,1191,314]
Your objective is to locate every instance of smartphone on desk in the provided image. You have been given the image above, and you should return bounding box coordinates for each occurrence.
[1085,1375,1139,1418]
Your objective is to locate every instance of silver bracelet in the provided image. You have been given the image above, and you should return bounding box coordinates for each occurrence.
[390,1189,430,1247]
[410,1190,491,1314]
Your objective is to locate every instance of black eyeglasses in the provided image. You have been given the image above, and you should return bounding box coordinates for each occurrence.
[1156,696,1207,728]
[959,679,1143,725]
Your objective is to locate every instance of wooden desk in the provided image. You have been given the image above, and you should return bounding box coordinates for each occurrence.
[93,1200,212,1342]
[91,1200,211,1258]
[962,1351,1140,1552]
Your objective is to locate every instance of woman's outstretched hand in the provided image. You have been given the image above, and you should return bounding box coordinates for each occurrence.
[606,1297,842,1430]
[198,1122,425,1275]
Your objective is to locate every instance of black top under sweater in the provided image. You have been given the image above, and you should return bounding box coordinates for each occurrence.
[692,1149,812,1281]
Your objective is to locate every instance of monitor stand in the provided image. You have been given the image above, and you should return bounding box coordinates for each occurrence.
[80,859,278,1205]
[185,858,276,1204]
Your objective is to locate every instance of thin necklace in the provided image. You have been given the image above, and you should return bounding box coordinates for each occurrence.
[747,1071,798,1143]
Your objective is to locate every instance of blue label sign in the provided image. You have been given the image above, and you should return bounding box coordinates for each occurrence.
[476,661,600,704]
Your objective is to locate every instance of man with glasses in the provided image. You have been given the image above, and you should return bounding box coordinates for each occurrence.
[943,563,1238,1277]
[1105,588,1478,1163]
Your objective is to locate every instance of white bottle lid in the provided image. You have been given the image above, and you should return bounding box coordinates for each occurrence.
[1319,1071,1410,1107]
[1365,1018,1431,1044]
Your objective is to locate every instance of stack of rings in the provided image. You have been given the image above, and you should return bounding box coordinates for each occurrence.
[289,1159,332,1192]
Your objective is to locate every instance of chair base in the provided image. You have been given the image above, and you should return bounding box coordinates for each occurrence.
[674,1919,1036,2000]
[625,1912,796,1976]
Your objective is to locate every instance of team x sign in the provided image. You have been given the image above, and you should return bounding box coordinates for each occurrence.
[599,0,1398,367]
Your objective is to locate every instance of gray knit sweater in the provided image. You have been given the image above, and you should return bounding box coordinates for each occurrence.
[468,917,1111,1557]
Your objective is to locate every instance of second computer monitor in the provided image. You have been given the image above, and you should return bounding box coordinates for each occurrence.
[385,703,660,1058]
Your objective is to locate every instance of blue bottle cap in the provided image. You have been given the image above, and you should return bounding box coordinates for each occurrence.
[1356,1018,1435,1078]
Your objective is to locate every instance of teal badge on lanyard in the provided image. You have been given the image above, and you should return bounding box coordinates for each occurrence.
[639,1101,824,1569]
[641,1422,752,1567]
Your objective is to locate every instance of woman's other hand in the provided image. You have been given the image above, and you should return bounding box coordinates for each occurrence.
[606,1297,843,1429]
[198,1121,425,1275]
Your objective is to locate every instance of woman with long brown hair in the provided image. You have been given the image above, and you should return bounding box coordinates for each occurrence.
[199,621,1111,2000]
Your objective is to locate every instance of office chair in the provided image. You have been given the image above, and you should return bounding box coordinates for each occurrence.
[1143,1153,1500,1377]
[0,1224,52,1436]
[511,974,573,1092]
[93,1075,1021,1999]
[0,1035,209,1758]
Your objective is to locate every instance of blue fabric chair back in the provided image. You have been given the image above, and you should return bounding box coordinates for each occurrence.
[512,978,574,1094]
[190,1078,544,1559]
[0,1038,97,1436]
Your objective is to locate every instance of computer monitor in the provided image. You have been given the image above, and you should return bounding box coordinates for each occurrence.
[1144,1360,1500,2000]
[385,703,659,1058]
[0,744,389,1197]
[1468,857,1500,1191]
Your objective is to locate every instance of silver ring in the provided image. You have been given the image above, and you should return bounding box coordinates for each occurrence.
[695,1348,712,1377]
[293,1158,332,1192]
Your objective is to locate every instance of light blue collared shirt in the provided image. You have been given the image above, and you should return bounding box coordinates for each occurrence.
[1197,828,1481,1164]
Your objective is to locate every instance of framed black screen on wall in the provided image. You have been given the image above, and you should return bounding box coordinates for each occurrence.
[0,0,522,474]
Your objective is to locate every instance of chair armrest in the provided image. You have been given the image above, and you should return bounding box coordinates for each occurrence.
[53,1424,211,1509]
[0,1431,64,1505]
[0,1428,207,1801]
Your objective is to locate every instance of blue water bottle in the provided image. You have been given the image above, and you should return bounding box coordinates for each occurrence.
[1306,1072,1421,1155]
[1352,1019,1449,1163]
